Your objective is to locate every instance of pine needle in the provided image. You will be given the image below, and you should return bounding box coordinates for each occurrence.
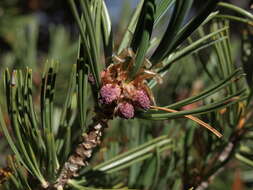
[150,105,223,138]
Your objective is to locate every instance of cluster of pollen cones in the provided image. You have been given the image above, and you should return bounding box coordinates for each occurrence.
[99,49,156,119]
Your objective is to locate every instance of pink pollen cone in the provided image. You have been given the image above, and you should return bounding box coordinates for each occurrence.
[133,90,151,110]
[100,84,121,104]
[117,102,134,119]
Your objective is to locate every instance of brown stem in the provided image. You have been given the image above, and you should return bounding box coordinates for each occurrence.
[53,116,108,189]
[195,127,247,190]
[195,144,233,190]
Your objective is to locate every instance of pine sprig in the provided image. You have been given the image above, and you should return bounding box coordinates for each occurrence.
[0,1,252,190]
